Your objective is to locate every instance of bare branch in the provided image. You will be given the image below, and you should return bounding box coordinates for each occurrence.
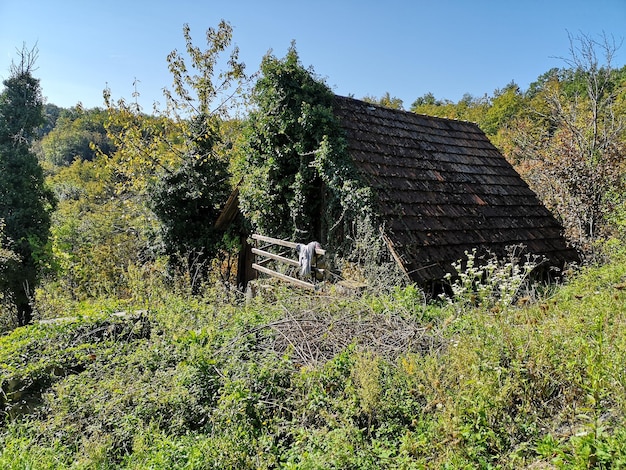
[9,42,39,76]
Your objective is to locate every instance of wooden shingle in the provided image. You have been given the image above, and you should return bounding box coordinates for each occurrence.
[333,95,578,283]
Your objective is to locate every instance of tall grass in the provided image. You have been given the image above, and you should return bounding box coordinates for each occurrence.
[2,242,626,468]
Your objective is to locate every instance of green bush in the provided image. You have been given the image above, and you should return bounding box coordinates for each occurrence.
[2,243,626,467]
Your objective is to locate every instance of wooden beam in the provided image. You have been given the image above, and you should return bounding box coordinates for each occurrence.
[214,186,240,230]
[251,234,326,256]
[257,256,273,266]
[382,234,411,280]
[252,247,300,267]
[252,233,298,249]
[252,263,316,290]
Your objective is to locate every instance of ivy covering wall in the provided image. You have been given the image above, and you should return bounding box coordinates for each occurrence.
[239,44,372,251]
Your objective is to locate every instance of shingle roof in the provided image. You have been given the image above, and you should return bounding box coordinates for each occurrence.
[333,95,579,283]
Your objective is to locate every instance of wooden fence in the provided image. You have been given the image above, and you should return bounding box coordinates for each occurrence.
[251,234,326,290]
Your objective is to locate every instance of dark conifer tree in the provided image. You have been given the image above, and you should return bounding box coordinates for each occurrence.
[0,46,55,325]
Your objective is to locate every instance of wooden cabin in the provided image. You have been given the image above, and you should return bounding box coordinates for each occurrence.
[218,95,578,288]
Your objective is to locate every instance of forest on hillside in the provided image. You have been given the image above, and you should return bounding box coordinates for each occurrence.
[1,24,626,468]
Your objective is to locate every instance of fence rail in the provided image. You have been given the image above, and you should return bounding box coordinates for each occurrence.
[251,234,325,290]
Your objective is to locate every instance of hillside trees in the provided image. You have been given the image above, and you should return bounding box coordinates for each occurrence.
[482,82,524,141]
[38,103,62,137]
[362,92,404,110]
[239,44,371,248]
[411,92,490,130]
[39,106,113,166]
[507,33,626,251]
[46,158,158,301]
[0,46,55,325]
[103,21,247,283]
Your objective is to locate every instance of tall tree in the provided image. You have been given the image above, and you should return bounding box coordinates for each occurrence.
[150,21,245,273]
[103,21,246,282]
[0,46,55,325]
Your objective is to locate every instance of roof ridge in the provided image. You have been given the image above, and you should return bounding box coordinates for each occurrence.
[333,94,480,127]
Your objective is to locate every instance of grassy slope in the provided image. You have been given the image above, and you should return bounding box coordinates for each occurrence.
[1,248,626,469]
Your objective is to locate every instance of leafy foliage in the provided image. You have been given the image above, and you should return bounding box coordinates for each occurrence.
[38,106,113,166]
[442,245,543,311]
[44,158,158,303]
[0,221,20,332]
[103,22,246,278]
[2,243,626,468]
[363,92,404,110]
[507,34,626,253]
[411,91,490,126]
[149,134,231,274]
[239,44,372,248]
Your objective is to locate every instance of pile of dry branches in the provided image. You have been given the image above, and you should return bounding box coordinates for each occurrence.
[260,303,445,366]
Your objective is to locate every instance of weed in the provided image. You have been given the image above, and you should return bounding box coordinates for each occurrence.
[442,245,543,311]
[3,241,626,467]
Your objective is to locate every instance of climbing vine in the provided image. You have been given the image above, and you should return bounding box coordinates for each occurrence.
[239,44,372,252]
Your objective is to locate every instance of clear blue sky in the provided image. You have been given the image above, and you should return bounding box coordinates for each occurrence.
[1,0,625,110]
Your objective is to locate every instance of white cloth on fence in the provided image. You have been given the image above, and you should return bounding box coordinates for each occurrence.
[296,241,321,277]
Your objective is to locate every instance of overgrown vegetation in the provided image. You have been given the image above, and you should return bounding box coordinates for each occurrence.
[2,242,626,468]
[239,43,372,251]
[1,23,626,469]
